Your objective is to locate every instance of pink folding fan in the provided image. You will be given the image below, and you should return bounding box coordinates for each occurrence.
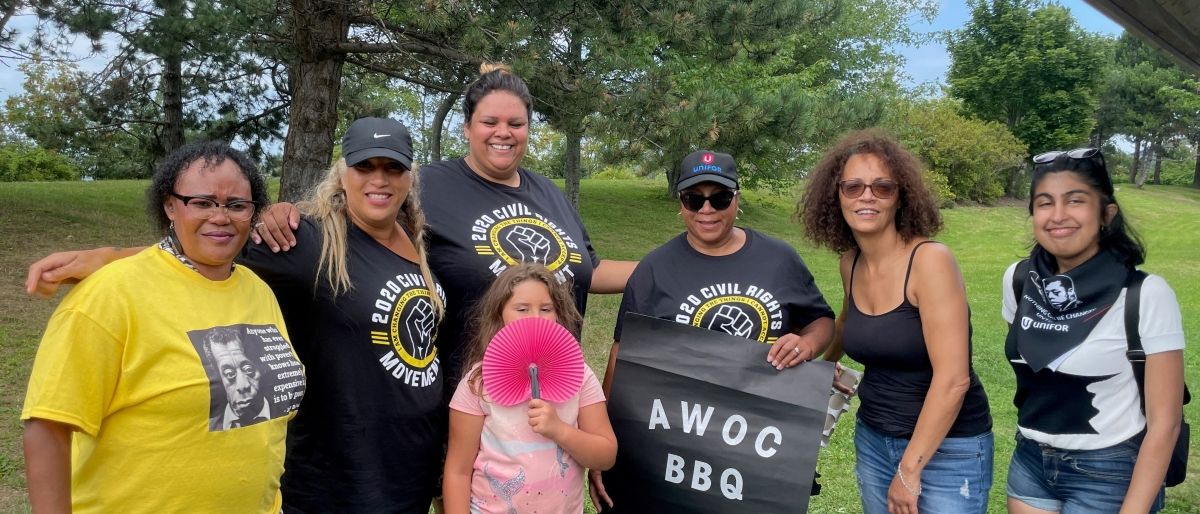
[482,317,585,406]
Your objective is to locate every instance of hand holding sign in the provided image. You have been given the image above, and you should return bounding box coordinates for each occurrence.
[602,314,834,513]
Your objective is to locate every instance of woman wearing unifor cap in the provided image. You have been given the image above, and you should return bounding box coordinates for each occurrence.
[25,117,448,513]
[589,149,836,510]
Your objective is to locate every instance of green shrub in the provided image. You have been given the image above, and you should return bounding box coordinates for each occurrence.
[0,142,78,182]
[888,99,1027,204]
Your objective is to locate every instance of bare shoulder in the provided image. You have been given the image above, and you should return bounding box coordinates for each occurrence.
[910,241,965,302]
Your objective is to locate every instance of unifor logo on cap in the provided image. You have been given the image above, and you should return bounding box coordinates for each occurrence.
[692,153,723,174]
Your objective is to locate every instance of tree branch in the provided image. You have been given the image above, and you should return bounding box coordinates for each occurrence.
[330,40,480,65]
[346,57,463,94]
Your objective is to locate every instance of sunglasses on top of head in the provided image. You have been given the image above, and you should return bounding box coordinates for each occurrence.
[1032,147,1102,164]
[837,178,898,199]
[679,189,737,212]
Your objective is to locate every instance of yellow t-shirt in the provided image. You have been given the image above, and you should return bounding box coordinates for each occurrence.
[22,247,305,513]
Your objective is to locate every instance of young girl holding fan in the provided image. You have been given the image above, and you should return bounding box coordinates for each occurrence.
[443,264,617,514]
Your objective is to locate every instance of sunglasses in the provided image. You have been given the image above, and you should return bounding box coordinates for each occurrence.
[680,190,737,212]
[1032,147,1101,164]
[838,178,898,199]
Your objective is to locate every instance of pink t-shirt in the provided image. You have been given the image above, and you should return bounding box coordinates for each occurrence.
[450,365,605,514]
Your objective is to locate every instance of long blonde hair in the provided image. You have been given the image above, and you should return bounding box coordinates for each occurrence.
[298,158,443,316]
[461,263,583,395]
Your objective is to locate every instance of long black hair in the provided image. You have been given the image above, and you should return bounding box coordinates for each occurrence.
[1028,150,1145,268]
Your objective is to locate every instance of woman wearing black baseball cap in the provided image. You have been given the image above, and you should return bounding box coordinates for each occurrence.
[24,117,449,513]
[248,64,637,395]
[590,149,836,510]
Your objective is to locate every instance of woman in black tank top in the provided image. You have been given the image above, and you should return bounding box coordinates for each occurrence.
[799,129,993,514]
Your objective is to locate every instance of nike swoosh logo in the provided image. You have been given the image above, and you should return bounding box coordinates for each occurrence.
[373,133,390,138]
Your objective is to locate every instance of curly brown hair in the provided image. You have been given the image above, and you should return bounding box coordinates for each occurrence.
[460,263,584,395]
[798,128,942,253]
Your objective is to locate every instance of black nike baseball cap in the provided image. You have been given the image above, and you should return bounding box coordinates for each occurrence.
[341,117,414,168]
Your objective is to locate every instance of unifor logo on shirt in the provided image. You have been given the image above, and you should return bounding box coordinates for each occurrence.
[369,272,444,388]
[468,202,586,284]
[674,282,785,343]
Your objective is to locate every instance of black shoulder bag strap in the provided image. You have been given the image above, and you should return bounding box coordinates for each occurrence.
[1124,269,1190,488]
[1011,259,1029,306]
[1124,269,1192,407]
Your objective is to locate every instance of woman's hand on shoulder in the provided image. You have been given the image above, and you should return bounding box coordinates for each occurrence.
[25,247,139,298]
[250,202,301,252]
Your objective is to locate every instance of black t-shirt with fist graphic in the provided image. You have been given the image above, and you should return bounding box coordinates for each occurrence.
[419,158,599,386]
[239,217,445,513]
[614,229,833,344]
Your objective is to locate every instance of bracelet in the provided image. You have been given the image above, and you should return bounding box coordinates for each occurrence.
[896,464,922,497]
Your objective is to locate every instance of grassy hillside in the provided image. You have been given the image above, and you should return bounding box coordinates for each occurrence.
[1,178,1197,513]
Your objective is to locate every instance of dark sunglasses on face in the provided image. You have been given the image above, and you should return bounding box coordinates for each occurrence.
[838,178,898,199]
[1032,147,1101,164]
[680,190,737,212]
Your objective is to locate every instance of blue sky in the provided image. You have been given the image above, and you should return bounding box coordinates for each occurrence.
[1,1,1126,105]
[899,0,1123,87]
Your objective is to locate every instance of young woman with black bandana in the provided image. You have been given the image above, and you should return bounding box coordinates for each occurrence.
[1002,148,1184,514]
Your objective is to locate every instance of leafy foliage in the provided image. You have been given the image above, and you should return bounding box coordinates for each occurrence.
[947,0,1103,193]
[887,98,1027,204]
[0,140,77,181]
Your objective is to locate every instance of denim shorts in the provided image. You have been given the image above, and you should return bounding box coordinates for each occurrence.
[1006,431,1165,513]
[854,420,994,514]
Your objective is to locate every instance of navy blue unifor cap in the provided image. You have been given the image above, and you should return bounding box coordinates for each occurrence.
[341,117,414,168]
[676,150,738,192]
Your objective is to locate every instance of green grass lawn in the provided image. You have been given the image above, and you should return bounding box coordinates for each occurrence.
[1,178,1198,513]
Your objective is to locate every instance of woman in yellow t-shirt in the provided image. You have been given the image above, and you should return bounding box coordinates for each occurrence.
[21,141,305,513]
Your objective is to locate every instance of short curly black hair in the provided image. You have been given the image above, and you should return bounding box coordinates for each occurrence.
[146,140,268,235]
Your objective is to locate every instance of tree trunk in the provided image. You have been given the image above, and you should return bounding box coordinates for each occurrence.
[161,51,185,154]
[159,0,185,156]
[278,0,349,202]
[1130,138,1142,184]
[560,32,584,210]
[563,125,582,209]
[1192,139,1200,189]
[430,92,458,163]
[666,162,680,198]
[1151,143,1163,185]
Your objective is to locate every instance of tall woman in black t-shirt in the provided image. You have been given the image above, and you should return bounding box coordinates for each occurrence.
[799,129,993,514]
[248,64,637,388]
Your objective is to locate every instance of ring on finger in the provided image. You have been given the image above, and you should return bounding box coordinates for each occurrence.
[792,347,801,355]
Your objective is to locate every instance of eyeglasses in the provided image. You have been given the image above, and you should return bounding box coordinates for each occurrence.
[171,192,259,222]
[680,190,737,212]
[1032,147,1101,164]
[838,179,898,199]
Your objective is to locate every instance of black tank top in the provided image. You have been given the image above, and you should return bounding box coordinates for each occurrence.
[842,241,991,438]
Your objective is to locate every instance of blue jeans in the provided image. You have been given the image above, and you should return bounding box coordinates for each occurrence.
[854,420,994,514]
[1006,432,1165,513]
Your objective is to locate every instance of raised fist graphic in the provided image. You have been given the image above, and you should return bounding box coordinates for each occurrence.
[405,298,435,359]
[505,225,552,264]
[708,304,753,338]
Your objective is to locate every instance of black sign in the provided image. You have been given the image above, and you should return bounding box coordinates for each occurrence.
[600,314,833,513]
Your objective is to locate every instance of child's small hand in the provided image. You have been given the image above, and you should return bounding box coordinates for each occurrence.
[527,399,565,440]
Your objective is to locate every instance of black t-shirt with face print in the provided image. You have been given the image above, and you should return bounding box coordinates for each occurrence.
[418,158,599,386]
[238,217,445,514]
[614,229,833,344]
